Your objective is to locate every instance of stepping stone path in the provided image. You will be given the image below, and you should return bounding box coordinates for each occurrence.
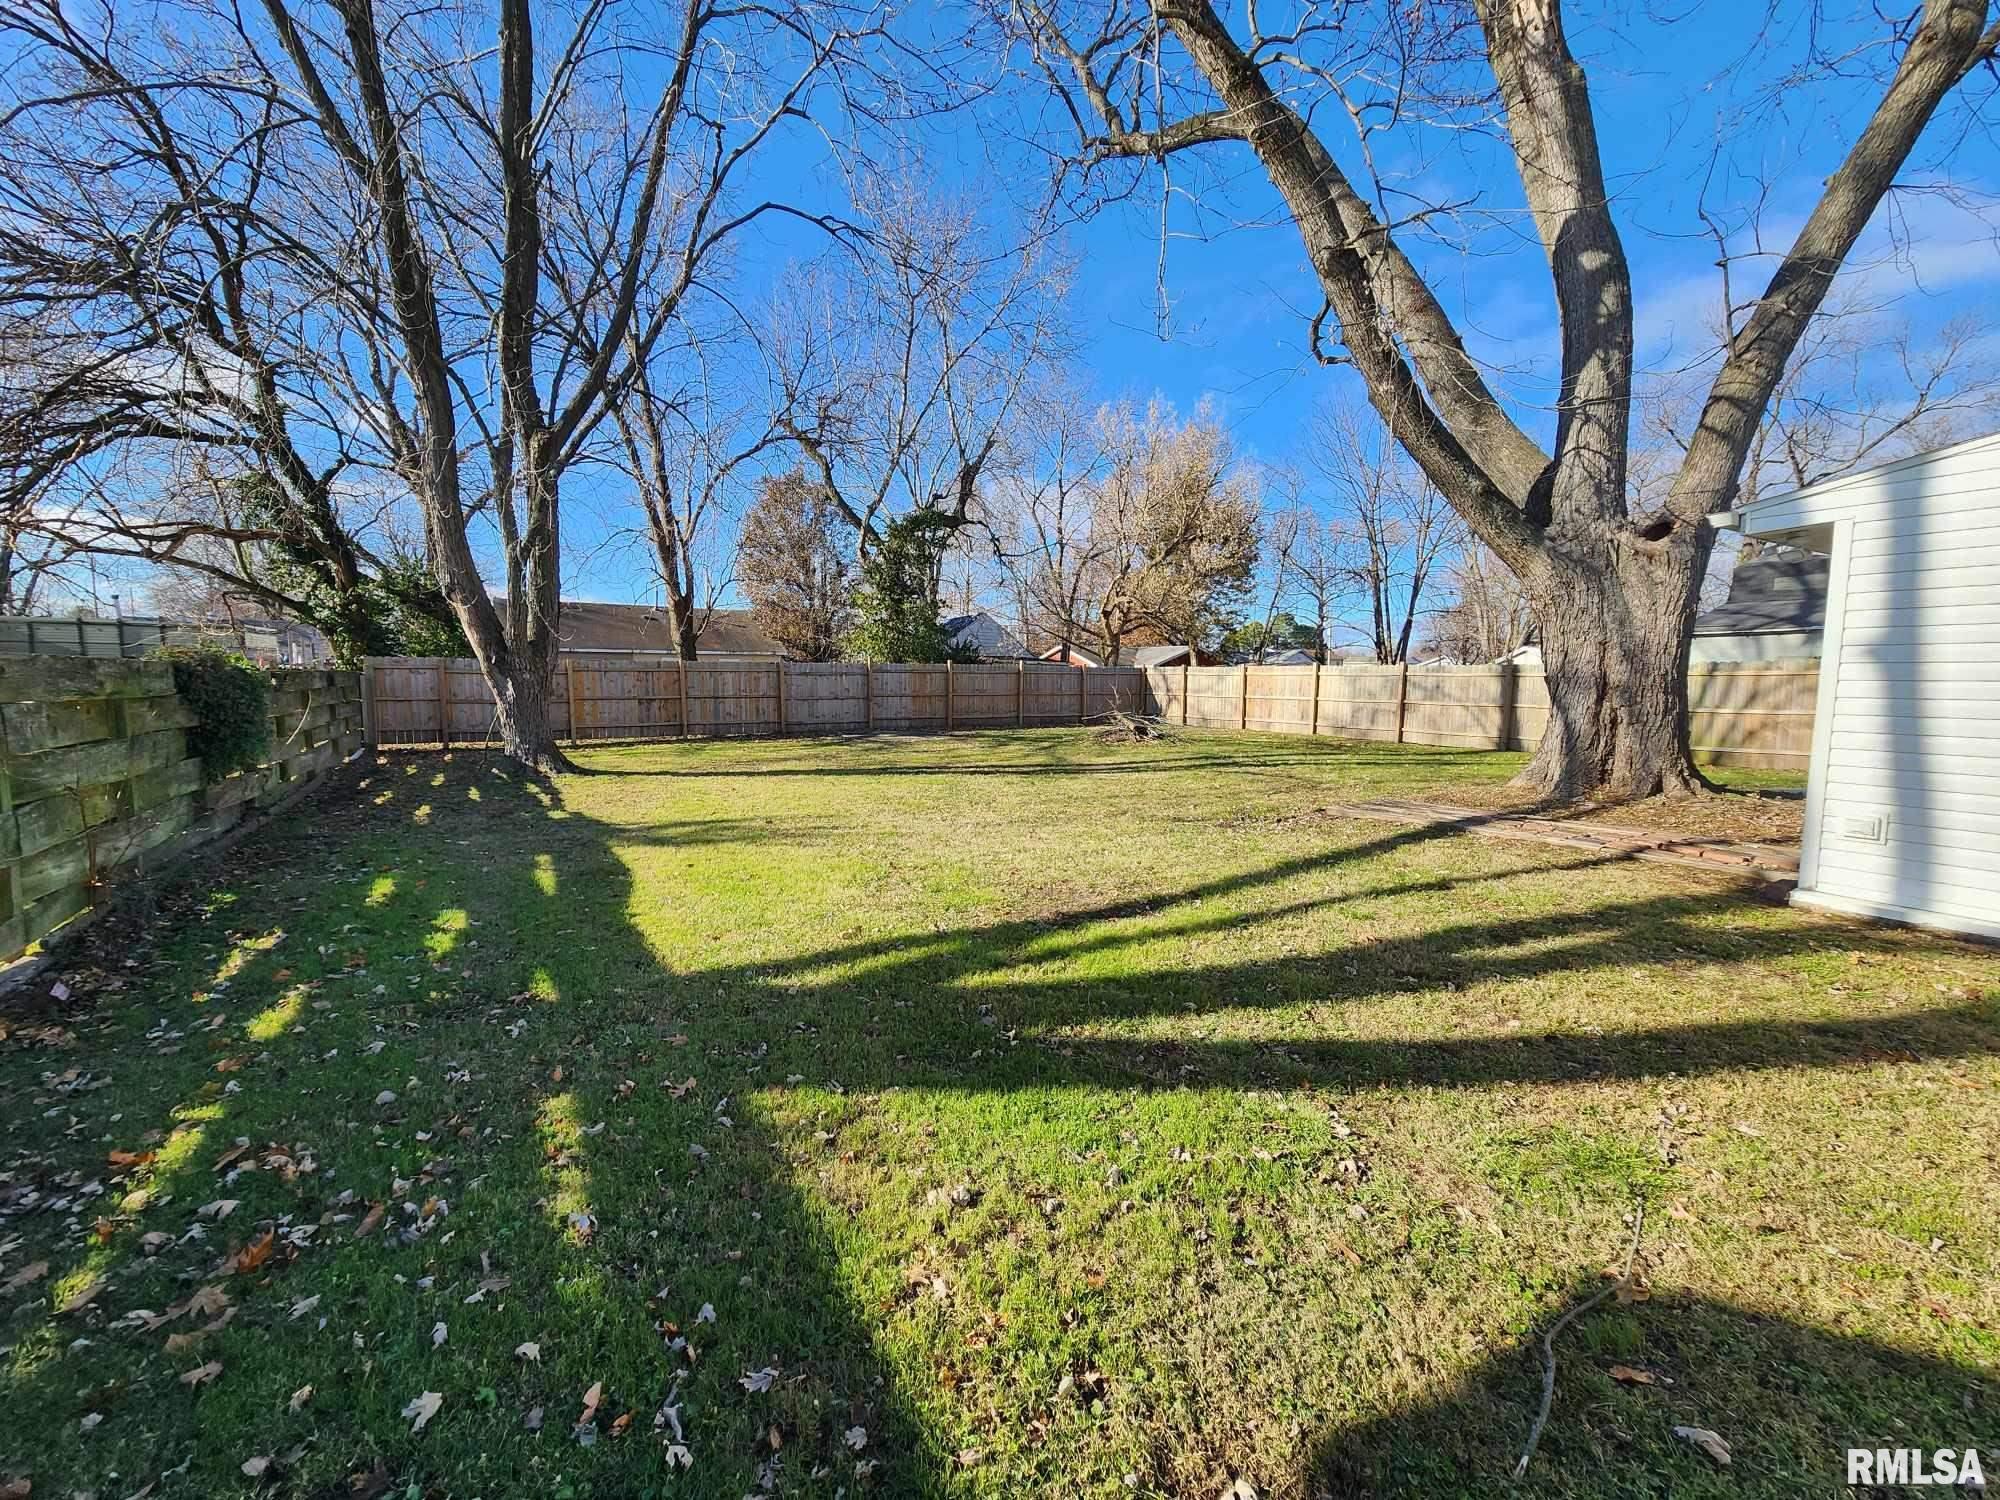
[1337,799,1801,885]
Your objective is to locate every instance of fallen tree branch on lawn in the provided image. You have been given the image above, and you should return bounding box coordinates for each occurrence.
[1512,1199,1648,1480]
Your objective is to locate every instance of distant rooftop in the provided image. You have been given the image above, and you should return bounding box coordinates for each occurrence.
[1694,549,1827,637]
[498,600,782,656]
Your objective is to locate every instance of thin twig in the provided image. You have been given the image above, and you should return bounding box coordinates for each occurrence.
[1512,1201,1647,1481]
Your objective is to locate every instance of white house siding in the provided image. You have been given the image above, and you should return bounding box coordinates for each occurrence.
[1741,433,2000,940]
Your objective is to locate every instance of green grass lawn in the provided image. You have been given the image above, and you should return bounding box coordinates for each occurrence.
[1,730,1993,1499]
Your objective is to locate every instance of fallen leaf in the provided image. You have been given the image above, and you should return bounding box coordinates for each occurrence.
[514,1341,541,1362]
[844,1425,868,1451]
[577,1381,602,1427]
[187,1284,231,1318]
[739,1367,778,1393]
[354,1202,385,1238]
[2,1260,49,1292]
[610,1412,632,1438]
[1672,1426,1731,1466]
[288,1294,321,1320]
[212,1142,252,1171]
[108,1149,156,1168]
[289,1385,313,1412]
[179,1360,223,1388]
[401,1390,443,1433]
[232,1230,276,1275]
[240,1456,270,1478]
[140,1231,174,1256]
[198,1199,240,1220]
[1607,1364,1658,1386]
[523,1405,544,1432]
[55,1273,105,1314]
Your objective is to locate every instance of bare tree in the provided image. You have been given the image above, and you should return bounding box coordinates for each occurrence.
[737,470,857,662]
[1425,538,1534,663]
[607,350,786,661]
[2,0,897,767]
[775,179,1072,564]
[0,16,456,660]
[1305,401,1454,665]
[991,383,1112,658]
[1013,0,2000,798]
[1265,482,1350,664]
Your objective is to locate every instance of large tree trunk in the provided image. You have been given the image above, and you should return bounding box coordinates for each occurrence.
[483,653,569,775]
[1515,525,1710,801]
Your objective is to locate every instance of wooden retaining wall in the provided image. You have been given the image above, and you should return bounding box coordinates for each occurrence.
[363,656,1149,747]
[0,658,364,961]
[1144,660,1816,770]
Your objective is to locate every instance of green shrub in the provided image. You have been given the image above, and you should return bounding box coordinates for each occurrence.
[157,646,271,783]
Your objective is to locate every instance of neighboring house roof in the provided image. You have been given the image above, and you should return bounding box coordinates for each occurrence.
[1038,643,1104,667]
[941,611,1030,659]
[1693,550,1827,638]
[517,600,783,656]
[1129,644,1223,668]
[1261,648,1317,665]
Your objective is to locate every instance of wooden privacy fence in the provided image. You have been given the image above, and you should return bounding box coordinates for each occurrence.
[364,655,1149,747]
[0,657,364,962]
[1145,660,1817,770]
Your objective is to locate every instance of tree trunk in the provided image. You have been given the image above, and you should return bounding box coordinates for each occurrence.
[1514,526,1709,802]
[480,650,571,774]
[465,458,574,775]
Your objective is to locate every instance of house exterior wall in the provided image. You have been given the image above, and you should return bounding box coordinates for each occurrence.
[1687,630,1821,665]
[1739,433,2000,942]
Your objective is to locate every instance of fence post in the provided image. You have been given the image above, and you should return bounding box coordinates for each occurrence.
[865,662,874,732]
[362,659,377,748]
[1076,664,1086,724]
[1238,664,1249,730]
[1312,662,1323,736]
[678,660,690,738]
[945,662,954,731]
[437,659,451,748]
[1016,657,1025,727]
[1181,663,1190,725]
[565,658,581,745]
[776,661,787,737]
[1393,661,1409,745]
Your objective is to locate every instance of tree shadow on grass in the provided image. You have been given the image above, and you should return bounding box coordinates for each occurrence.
[0,755,933,1499]
[3,748,1990,1499]
[1307,1284,1994,1498]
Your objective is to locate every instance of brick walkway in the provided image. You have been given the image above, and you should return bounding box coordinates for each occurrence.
[1337,799,1801,884]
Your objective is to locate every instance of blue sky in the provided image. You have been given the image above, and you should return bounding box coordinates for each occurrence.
[556,0,2000,612]
[34,0,1976,624]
